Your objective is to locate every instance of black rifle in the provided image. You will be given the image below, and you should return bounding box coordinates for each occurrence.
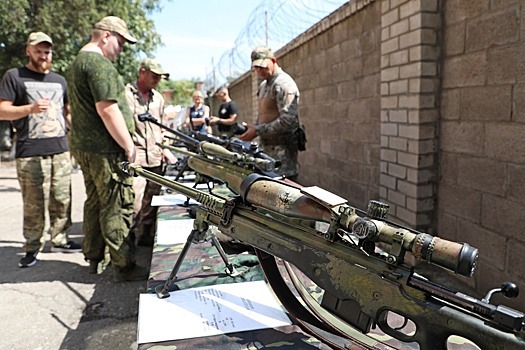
[138,112,280,180]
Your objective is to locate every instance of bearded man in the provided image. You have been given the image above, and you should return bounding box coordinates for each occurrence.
[0,32,81,268]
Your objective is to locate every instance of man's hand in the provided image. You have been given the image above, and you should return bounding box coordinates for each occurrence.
[238,124,257,141]
[31,98,51,114]
[0,99,51,121]
[208,116,220,125]
[127,146,137,163]
[162,148,178,164]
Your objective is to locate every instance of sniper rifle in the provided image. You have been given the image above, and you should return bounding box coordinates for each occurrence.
[121,157,525,350]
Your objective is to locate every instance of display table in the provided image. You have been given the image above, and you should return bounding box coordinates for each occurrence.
[136,182,476,350]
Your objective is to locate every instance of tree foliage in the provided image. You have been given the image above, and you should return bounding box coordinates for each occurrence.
[0,0,163,82]
[158,79,196,107]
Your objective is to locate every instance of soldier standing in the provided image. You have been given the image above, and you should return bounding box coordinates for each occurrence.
[68,16,148,282]
[0,32,81,268]
[126,58,177,247]
[239,46,300,181]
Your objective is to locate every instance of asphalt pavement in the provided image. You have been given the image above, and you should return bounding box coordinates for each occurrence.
[0,157,152,350]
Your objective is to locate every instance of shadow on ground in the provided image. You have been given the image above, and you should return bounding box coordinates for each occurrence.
[0,220,152,350]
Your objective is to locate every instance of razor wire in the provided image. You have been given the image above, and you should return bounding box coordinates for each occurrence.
[204,0,349,91]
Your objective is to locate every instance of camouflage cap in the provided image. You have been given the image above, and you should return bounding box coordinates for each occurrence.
[251,46,275,68]
[94,16,137,43]
[140,58,169,79]
[27,32,53,46]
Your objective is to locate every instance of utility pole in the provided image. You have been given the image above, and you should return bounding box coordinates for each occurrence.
[265,11,268,46]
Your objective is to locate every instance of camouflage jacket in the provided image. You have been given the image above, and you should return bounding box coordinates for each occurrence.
[255,68,300,177]
[125,82,166,167]
[68,51,134,154]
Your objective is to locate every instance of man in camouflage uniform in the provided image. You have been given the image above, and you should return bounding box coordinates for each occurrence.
[239,46,300,181]
[0,32,81,268]
[126,58,177,247]
[68,16,148,282]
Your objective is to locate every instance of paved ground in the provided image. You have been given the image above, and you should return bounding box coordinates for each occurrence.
[0,157,151,350]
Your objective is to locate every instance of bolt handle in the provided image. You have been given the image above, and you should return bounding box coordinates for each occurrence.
[501,281,520,299]
[482,281,520,303]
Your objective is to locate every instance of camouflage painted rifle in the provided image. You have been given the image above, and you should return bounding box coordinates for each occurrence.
[121,142,525,350]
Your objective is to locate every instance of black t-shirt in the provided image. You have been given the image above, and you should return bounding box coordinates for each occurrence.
[217,100,238,133]
[0,67,69,158]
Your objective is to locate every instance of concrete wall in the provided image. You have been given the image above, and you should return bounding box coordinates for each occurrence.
[227,0,525,309]
[437,0,525,309]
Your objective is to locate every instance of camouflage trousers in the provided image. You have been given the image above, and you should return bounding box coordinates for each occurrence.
[16,152,72,252]
[72,151,135,272]
[133,165,163,242]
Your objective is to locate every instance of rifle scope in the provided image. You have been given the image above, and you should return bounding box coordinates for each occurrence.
[239,174,479,277]
[372,222,478,277]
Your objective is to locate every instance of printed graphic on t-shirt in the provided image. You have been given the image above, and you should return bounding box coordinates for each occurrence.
[25,81,66,139]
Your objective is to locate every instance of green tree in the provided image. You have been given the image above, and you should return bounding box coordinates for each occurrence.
[158,79,196,106]
[0,0,163,81]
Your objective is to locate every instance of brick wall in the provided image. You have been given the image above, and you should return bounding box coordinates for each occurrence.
[438,0,525,309]
[227,0,525,309]
[379,0,441,230]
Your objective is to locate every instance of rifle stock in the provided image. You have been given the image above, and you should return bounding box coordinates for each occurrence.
[121,139,525,349]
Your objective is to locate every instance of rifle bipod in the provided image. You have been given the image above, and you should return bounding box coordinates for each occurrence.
[154,226,241,299]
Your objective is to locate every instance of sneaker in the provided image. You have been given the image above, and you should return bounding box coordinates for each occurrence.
[51,241,82,253]
[113,264,150,283]
[19,252,38,268]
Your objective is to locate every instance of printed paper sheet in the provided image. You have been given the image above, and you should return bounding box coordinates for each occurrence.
[137,280,291,344]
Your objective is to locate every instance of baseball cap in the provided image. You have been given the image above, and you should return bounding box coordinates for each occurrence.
[140,58,169,79]
[27,32,53,46]
[94,16,137,43]
[251,46,275,67]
